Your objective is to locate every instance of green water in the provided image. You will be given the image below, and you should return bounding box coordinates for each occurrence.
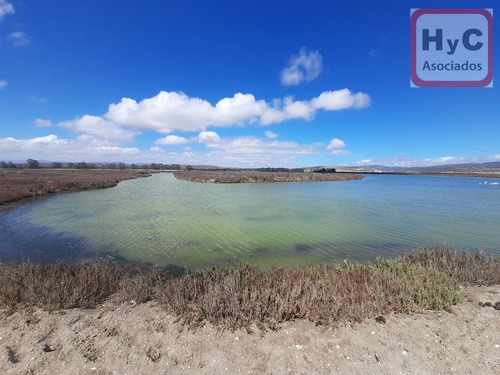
[0,173,499,268]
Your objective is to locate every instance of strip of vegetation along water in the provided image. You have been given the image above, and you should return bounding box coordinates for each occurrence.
[0,169,360,206]
[1,246,499,330]
[173,170,363,183]
[0,169,151,205]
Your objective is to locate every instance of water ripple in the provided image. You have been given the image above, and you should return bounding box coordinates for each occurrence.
[0,173,498,268]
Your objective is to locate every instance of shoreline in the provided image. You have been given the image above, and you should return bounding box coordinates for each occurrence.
[0,169,151,206]
[344,171,500,179]
[173,170,364,183]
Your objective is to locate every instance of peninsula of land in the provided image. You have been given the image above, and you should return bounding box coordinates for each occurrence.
[173,170,363,183]
[0,169,151,205]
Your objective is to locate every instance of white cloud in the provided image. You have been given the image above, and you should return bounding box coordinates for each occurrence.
[106,91,267,133]
[282,97,315,120]
[7,31,30,47]
[25,89,370,156]
[327,138,346,150]
[0,135,140,162]
[331,149,351,156]
[326,137,351,156]
[58,115,139,143]
[196,131,222,148]
[311,89,370,111]
[0,0,14,20]
[281,47,323,86]
[0,80,7,89]
[51,89,369,139]
[34,118,52,127]
[155,135,188,145]
[3,132,498,169]
[0,133,320,167]
[149,146,165,152]
[152,131,322,166]
[265,131,279,139]
[195,131,317,157]
[260,89,370,125]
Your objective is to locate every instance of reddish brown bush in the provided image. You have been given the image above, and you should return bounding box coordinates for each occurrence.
[0,169,150,205]
[174,170,363,183]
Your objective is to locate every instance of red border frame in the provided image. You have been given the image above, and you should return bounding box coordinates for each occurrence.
[411,9,493,87]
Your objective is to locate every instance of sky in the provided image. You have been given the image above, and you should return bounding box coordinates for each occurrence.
[0,0,499,167]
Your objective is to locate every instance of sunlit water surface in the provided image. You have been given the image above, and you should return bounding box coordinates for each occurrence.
[0,173,498,269]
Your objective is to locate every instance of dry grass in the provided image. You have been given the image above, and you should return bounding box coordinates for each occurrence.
[0,246,497,329]
[0,169,151,205]
[173,170,363,183]
[0,262,121,310]
[404,244,500,285]
[155,260,460,329]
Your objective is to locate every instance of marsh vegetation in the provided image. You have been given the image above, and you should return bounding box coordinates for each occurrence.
[173,170,363,183]
[0,169,151,205]
[1,246,498,329]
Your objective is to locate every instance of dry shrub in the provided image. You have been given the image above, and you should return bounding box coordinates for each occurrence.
[372,259,461,311]
[0,262,121,310]
[113,268,166,304]
[404,244,500,285]
[173,170,362,184]
[155,260,460,329]
[0,170,150,205]
[1,245,497,329]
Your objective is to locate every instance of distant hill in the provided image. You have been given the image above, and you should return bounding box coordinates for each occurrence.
[333,161,500,177]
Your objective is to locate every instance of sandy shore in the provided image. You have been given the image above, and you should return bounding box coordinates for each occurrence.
[1,285,499,375]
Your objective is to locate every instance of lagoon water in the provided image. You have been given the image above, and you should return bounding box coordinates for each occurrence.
[0,173,499,269]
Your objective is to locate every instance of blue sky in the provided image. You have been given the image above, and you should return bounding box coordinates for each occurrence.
[0,0,499,167]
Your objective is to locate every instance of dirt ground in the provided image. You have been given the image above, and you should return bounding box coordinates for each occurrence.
[1,285,499,375]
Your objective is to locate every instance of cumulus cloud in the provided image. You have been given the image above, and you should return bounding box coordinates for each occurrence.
[34,118,52,127]
[260,89,370,125]
[311,90,371,111]
[159,131,319,166]
[27,89,369,158]
[0,0,14,20]
[155,135,188,145]
[331,149,351,155]
[0,135,140,162]
[7,31,30,47]
[280,47,323,86]
[149,146,165,152]
[326,137,351,155]
[53,89,369,140]
[0,80,7,89]
[196,131,222,148]
[106,91,267,133]
[58,115,139,143]
[327,138,346,150]
[194,131,315,156]
[265,131,279,139]
[0,133,321,167]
